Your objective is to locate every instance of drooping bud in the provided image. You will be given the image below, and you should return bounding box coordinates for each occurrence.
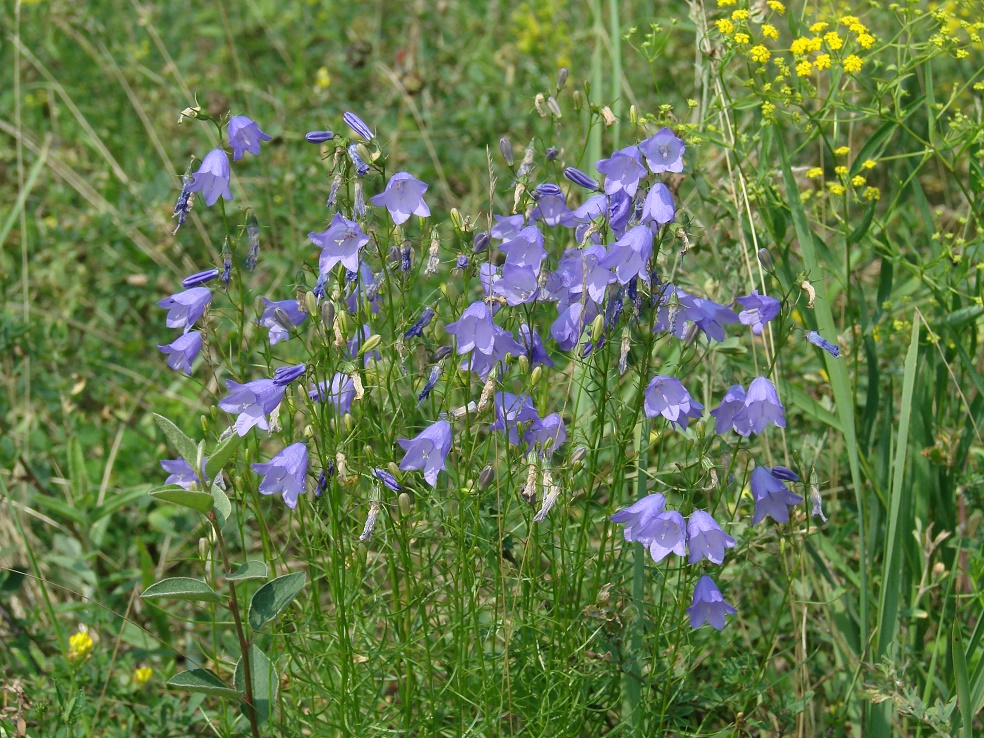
[430,345,453,362]
[321,300,335,327]
[590,314,605,343]
[572,90,584,111]
[629,105,638,125]
[570,445,588,468]
[600,106,617,126]
[359,333,382,356]
[405,308,435,339]
[530,365,542,388]
[757,248,774,271]
[417,364,443,405]
[273,307,294,332]
[449,208,464,231]
[304,290,318,315]
[499,137,514,166]
[556,67,568,89]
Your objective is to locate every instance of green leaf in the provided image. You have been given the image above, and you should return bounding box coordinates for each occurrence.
[166,668,241,699]
[205,432,243,480]
[91,485,152,523]
[953,623,973,738]
[248,572,306,631]
[153,413,199,467]
[142,577,222,604]
[234,644,278,725]
[211,481,231,528]
[149,485,215,514]
[67,436,90,501]
[226,561,268,582]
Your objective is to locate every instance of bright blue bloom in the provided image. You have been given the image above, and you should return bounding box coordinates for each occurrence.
[550,299,596,352]
[599,225,653,285]
[641,183,676,226]
[309,373,355,415]
[160,457,217,490]
[742,377,786,434]
[158,331,202,375]
[750,466,804,524]
[686,510,736,564]
[186,149,232,206]
[445,301,497,355]
[608,190,634,235]
[530,187,570,227]
[491,214,525,241]
[258,298,308,344]
[490,392,538,445]
[610,493,666,543]
[711,384,752,436]
[310,212,370,274]
[524,412,566,455]
[595,145,646,197]
[647,510,687,562]
[638,127,685,174]
[561,193,608,227]
[227,116,272,161]
[518,324,554,367]
[498,225,547,273]
[373,468,403,491]
[493,264,540,306]
[398,419,453,486]
[252,442,309,510]
[272,363,306,387]
[343,111,374,141]
[644,375,704,430]
[546,246,613,304]
[459,328,524,380]
[219,378,285,436]
[370,172,431,224]
[737,290,781,335]
[157,287,211,332]
[807,330,840,357]
[687,575,737,630]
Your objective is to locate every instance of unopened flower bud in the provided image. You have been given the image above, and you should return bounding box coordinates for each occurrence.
[564,167,600,191]
[546,95,562,119]
[556,67,569,90]
[477,465,495,490]
[757,248,774,271]
[572,90,584,111]
[431,345,453,362]
[305,130,335,143]
[570,445,588,467]
[449,208,464,231]
[359,333,382,356]
[273,307,294,332]
[591,314,605,343]
[530,365,542,387]
[629,105,638,125]
[683,322,700,346]
[387,461,401,480]
[473,230,491,253]
[545,146,559,161]
[321,300,335,327]
[304,291,318,315]
[398,492,412,518]
[517,354,530,375]
[343,413,354,433]
[343,111,374,142]
[198,537,210,561]
[499,137,514,165]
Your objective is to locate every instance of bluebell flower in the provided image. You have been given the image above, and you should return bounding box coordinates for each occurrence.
[459,328,524,380]
[687,575,737,630]
[405,308,435,339]
[686,510,736,564]
[347,144,370,176]
[736,290,781,335]
[343,111,374,141]
[595,145,646,197]
[258,298,307,344]
[498,225,547,273]
[638,127,685,174]
[490,392,538,445]
[227,116,272,161]
[491,214,525,241]
[492,264,540,306]
[641,183,676,226]
[750,466,804,524]
[308,372,355,415]
[310,213,370,274]
[370,172,431,224]
[523,412,566,455]
[157,287,211,332]
[546,246,613,304]
[305,130,335,143]
[608,190,634,235]
[373,468,403,491]
[472,231,491,253]
[647,510,687,562]
[710,384,752,436]
[610,493,666,543]
[219,378,285,436]
[550,299,598,352]
[158,331,202,375]
[252,442,309,510]
[561,193,608,227]
[644,375,704,430]
[186,149,232,206]
[456,254,469,270]
[518,324,554,367]
[742,377,786,434]
[563,166,600,191]
[530,187,570,227]
[807,330,840,357]
[272,363,306,387]
[599,225,653,285]
[445,301,497,355]
[771,465,799,482]
[398,419,453,486]
[161,457,211,490]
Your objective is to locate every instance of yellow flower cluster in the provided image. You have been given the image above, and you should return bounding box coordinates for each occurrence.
[68,631,94,662]
[134,667,154,686]
[804,152,880,202]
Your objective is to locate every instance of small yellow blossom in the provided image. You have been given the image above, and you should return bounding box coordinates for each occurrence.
[718,0,737,5]
[762,101,776,120]
[732,9,749,20]
[851,175,866,187]
[807,167,824,178]
[734,32,750,44]
[862,159,876,169]
[839,15,860,26]
[790,36,812,55]
[956,48,969,59]
[843,54,863,73]
[863,186,881,201]
[68,631,94,662]
[717,19,735,34]
[814,53,832,69]
[834,146,850,156]
[796,60,813,76]
[810,22,829,33]
[750,45,771,63]
[848,22,867,34]
[134,667,153,686]
[762,24,779,40]
[834,165,848,176]
[824,31,844,49]
[856,33,875,49]
[768,0,785,13]
[827,183,846,195]
[314,67,332,91]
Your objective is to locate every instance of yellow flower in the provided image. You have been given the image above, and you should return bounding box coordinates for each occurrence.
[824,31,844,49]
[796,60,813,76]
[851,175,866,187]
[956,48,969,59]
[856,33,875,49]
[750,45,771,63]
[716,19,735,34]
[848,22,867,34]
[134,667,153,686]
[807,36,824,52]
[814,53,832,69]
[734,32,750,44]
[731,9,749,20]
[768,0,785,13]
[718,0,737,5]
[863,186,881,201]
[761,101,777,120]
[834,165,848,176]
[807,167,824,178]
[762,24,779,40]
[790,36,812,55]
[68,631,94,662]
[827,183,846,195]
[843,54,863,73]
[839,15,860,26]
[862,159,877,169]
[810,22,829,33]
[314,67,332,91]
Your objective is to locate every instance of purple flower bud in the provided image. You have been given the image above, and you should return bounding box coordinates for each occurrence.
[472,230,491,253]
[315,469,328,497]
[221,255,232,284]
[373,467,402,491]
[227,116,272,161]
[687,575,737,631]
[305,130,335,143]
[807,330,840,357]
[400,241,412,272]
[343,112,374,142]
[181,269,220,288]
[563,166,600,191]
[405,308,435,339]
[456,254,469,270]
[272,363,306,387]
[771,465,799,482]
[347,144,370,176]
[545,146,559,161]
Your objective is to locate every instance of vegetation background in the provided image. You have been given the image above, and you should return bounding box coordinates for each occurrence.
[1,0,982,735]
